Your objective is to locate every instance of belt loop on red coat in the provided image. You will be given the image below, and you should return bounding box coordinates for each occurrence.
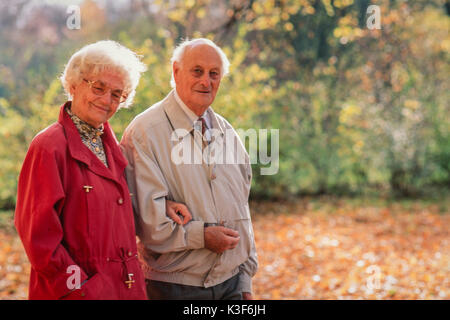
[107,248,138,289]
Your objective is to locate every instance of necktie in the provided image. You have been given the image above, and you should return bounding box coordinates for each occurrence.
[198,117,207,136]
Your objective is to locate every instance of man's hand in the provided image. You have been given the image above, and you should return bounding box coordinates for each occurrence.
[165,199,192,225]
[242,292,253,300]
[204,226,240,254]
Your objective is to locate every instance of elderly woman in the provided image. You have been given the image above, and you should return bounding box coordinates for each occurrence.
[14,40,191,300]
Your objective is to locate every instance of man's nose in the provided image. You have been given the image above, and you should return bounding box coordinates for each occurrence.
[199,73,211,88]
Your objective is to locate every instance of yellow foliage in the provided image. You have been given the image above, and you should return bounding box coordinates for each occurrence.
[185,0,196,9]
[303,5,315,15]
[196,8,206,19]
[334,0,354,8]
[322,0,335,16]
[404,100,420,110]
[167,9,185,22]
[284,22,294,32]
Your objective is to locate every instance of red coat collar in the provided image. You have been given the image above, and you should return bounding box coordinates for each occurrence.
[57,102,128,182]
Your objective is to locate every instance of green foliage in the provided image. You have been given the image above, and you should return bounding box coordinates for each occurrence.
[0,0,448,208]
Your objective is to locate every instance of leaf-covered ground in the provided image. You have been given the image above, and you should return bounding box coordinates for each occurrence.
[1,198,449,300]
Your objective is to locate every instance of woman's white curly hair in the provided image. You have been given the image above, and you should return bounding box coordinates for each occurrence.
[60,40,147,108]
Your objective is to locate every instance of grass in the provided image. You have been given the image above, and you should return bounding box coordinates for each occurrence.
[250,194,449,216]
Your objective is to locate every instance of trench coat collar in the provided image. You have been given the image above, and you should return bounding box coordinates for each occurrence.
[163,90,225,140]
[58,102,127,182]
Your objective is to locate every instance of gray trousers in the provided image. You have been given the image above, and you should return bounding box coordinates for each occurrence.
[145,273,242,300]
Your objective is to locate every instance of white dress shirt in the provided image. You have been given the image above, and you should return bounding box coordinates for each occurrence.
[174,89,212,142]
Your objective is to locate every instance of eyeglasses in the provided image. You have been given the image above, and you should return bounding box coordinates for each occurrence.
[83,79,127,104]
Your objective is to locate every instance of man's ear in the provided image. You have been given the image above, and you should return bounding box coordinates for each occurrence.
[173,61,179,81]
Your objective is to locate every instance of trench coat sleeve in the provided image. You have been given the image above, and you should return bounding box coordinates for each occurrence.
[238,223,258,293]
[14,140,90,299]
[121,130,205,253]
[239,161,258,294]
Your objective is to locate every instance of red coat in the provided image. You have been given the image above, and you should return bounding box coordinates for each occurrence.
[15,103,147,300]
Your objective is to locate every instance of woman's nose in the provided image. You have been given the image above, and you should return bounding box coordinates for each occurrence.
[98,91,113,105]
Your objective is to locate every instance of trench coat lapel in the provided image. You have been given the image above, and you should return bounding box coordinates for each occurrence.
[162,91,230,181]
[58,102,127,183]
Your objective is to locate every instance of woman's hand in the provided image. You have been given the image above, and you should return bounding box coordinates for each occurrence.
[165,199,192,225]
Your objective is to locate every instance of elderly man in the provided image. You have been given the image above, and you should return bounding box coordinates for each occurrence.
[120,38,257,300]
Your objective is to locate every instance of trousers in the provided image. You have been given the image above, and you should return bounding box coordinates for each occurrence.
[145,272,242,300]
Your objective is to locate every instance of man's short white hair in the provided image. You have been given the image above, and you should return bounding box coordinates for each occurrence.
[170,38,230,88]
[60,40,147,108]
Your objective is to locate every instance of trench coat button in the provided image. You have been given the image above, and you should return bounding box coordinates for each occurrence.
[117,198,124,205]
[128,251,133,257]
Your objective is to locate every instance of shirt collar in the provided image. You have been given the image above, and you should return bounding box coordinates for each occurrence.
[174,89,210,129]
[164,90,224,140]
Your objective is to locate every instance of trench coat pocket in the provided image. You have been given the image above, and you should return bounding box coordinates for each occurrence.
[60,272,104,300]
[224,180,251,221]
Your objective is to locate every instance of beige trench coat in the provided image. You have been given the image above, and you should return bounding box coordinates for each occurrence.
[120,90,258,293]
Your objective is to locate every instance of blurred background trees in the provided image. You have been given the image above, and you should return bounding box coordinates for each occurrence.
[0,0,449,209]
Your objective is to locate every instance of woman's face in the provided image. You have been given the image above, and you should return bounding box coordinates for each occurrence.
[70,70,125,128]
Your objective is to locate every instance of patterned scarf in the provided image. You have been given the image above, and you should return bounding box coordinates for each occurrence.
[66,105,108,167]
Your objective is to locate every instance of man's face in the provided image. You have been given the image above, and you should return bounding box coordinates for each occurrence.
[173,43,222,115]
[70,70,125,128]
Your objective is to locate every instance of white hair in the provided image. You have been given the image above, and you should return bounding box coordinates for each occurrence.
[60,40,147,108]
[170,38,230,88]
